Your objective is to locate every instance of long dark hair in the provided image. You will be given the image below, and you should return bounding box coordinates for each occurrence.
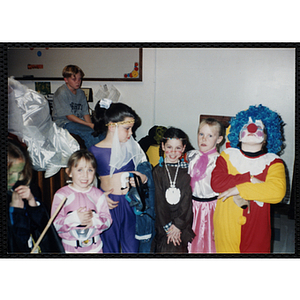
[92,101,140,137]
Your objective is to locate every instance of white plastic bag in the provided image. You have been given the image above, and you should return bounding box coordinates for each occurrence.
[94,84,120,103]
[8,77,79,177]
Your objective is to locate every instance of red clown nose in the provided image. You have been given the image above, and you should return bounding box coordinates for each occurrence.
[247,123,258,133]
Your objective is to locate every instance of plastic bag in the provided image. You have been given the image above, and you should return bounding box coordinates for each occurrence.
[8,77,80,177]
[94,84,120,103]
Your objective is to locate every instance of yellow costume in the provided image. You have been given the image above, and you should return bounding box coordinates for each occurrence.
[212,148,286,253]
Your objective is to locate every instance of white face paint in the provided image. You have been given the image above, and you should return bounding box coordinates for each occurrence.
[239,117,265,145]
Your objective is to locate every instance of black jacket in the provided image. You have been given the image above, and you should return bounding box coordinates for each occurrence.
[7,187,65,254]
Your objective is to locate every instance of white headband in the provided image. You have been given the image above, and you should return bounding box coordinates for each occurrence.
[99,98,112,109]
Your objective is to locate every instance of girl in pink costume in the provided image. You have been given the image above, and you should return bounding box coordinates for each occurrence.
[51,149,112,253]
[187,118,225,253]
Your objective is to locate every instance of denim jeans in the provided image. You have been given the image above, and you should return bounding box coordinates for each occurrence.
[63,122,104,149]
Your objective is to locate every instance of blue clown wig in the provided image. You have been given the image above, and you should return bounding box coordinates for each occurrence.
[228,104,283,154]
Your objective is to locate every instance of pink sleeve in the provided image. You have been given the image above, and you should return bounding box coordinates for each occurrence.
[51,192,81,238]
[92,193,112,234]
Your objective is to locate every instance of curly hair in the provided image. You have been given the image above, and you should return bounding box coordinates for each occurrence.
[227,104,284,154]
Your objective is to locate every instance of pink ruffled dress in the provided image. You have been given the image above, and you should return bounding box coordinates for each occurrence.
[187,149,219,253]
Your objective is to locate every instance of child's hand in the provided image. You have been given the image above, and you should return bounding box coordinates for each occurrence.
[14,185,36,206]
[218,186,239,202]
[168,232,181,246]
[129,171,147,187]
[10,191,24,208]
[87,123,94,129]
[77,207,93,227]
[83,219,93,228]
[167,224,182,246]
[104,189,119,209]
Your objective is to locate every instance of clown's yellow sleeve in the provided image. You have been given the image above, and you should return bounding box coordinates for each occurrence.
[237,161,286,204]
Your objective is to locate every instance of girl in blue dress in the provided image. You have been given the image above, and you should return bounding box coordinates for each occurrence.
[89,99,148,253]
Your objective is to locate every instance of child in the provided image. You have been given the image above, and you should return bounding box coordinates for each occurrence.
[187,118,225,253]
[52,65,104,149]
[152,127,195,254]
[211,105,286,253]
[7,139,64,253]
[51,149,112,253]
[89,100,150,253]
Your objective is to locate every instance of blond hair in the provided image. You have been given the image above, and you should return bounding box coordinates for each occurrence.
[62,65,85,79]
[198,118,225,152]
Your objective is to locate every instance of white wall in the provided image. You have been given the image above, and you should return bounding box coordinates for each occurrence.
[153,48,295,188]
[18,47,295,194]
